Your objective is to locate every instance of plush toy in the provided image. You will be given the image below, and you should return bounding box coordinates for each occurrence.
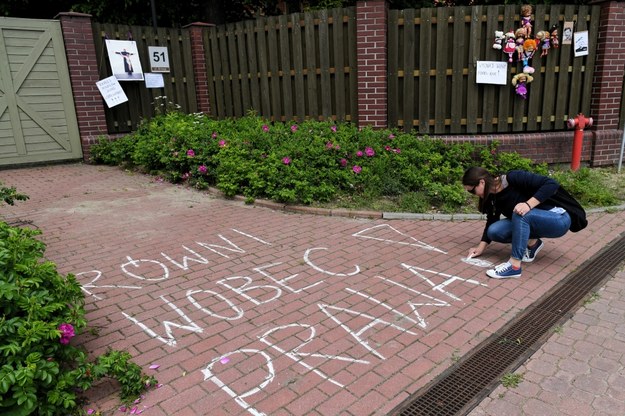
[503,30,517,63]
[493,30,505,50]
[512,73,534,99]
[535,30,551,57]
[520,4,533,37]
[515,27,527,61]
[522,39,537,73]
[550,24,560,49]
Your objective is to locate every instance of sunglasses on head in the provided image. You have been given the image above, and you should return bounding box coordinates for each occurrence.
[468,184,477,194]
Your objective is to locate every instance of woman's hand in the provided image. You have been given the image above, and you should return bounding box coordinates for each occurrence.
[467,242,487,259]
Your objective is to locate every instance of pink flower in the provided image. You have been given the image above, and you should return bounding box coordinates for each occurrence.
[352,165,362,174]
[212,132,218,139]
[198,165,207,174]
[262,125,269,132]
[388,134,395,140]
[181,172,190,180]
[219,140,226,147]
[356,150,364,157]
[334,144,340,150]
[290,125,298,133]
[385,145,391,151]
[331,125,337,132]
[394,148,401,154]
[282,157,291,165]
[365,147,375,157]
[59,323,75,345]
[186,149,195,157]
[326,142,334,149]
[340,158,347,167]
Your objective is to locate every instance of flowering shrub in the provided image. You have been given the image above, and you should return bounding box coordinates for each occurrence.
[90,113,546,212]
[0,218,156,415]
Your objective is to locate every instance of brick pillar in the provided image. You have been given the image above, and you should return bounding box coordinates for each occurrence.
[589,1,625,166]
[355,1,388,129]
[56,12,109,162]
[184,22,214,115]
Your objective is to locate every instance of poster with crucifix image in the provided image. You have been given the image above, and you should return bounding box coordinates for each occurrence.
[105,39,144,81]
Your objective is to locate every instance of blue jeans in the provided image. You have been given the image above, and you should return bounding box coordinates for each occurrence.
[487,209,571,261]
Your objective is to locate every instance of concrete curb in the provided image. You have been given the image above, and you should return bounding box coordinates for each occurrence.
[206,186,625,221]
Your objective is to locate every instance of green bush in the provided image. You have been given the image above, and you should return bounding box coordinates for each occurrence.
[0,220,156,415]
[88,111,567,212]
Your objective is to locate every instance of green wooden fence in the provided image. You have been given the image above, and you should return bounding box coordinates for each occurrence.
[203,7,358,123]
[388,4,600,134]
[92,23,198,133]
[91,4,600,135]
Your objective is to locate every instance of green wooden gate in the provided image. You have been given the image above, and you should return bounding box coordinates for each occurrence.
[0,17,82,166]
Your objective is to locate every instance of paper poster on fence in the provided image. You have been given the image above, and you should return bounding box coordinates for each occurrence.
[476,61,507,85]
[105,39,145,81]
[96,75,128,108]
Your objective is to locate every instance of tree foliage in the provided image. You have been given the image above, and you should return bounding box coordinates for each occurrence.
[2,0,593,27]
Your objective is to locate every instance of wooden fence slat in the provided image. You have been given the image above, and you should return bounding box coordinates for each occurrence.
[278,15,293,121]
[235,22,251,114]
[332,8,346,121]
[402,9,416,132]
[255,18,271,117]
[581,6,601,117]
[218,26,235,116]
[569,5,591,119]
[497,5,517,132]
[304,12,318,118]
[481,6,500,133]
[450,7,466,133]
[244,20,261,112]
[418,8,432,134]
[467,6,482,133]
[290,13,306,120]
[346,7,358,122]
[318,9,332,120]
[434,7,449,134]
[226,23,242,117]
[539,5,561,131]
[387,10,399,128]
[267,16,281,120]
[526,4,547,131]
[208,27,226,117]
[554,5,577,129]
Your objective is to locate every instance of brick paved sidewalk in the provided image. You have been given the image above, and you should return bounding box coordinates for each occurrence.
[1,163,624,416]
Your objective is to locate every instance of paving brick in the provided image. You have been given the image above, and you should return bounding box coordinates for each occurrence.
[4,163,625,416]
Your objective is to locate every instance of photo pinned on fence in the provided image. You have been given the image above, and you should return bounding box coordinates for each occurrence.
[105,40,145,81]
[562,21,574,45]
[574,31,589,57]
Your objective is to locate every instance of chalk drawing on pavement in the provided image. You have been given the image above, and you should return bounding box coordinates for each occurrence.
[461,257,493,268]
[352,223,447,254]
[202,349,274,416]
[76,270,142,300]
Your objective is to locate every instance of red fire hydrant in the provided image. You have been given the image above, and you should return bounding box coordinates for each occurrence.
[567,113,593,171]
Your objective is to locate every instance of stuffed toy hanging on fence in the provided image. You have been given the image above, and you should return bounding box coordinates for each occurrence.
[503,30,517,63]
[550,24,560,49]
[535,30,551,57]
[520,4,533,37]
[521,39,537,73]
[493,30,505,50]
[512,73,534,99]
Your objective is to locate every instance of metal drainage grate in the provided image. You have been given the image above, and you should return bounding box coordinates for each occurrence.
[391,232,625,416]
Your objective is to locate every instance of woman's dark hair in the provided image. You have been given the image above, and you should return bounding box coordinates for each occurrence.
[462,167,499,213]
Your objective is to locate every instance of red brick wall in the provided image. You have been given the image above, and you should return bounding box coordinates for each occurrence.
[57,12,110,162]
[588,1,625,166]
[185,23,213,115]
[356,1,388,128]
